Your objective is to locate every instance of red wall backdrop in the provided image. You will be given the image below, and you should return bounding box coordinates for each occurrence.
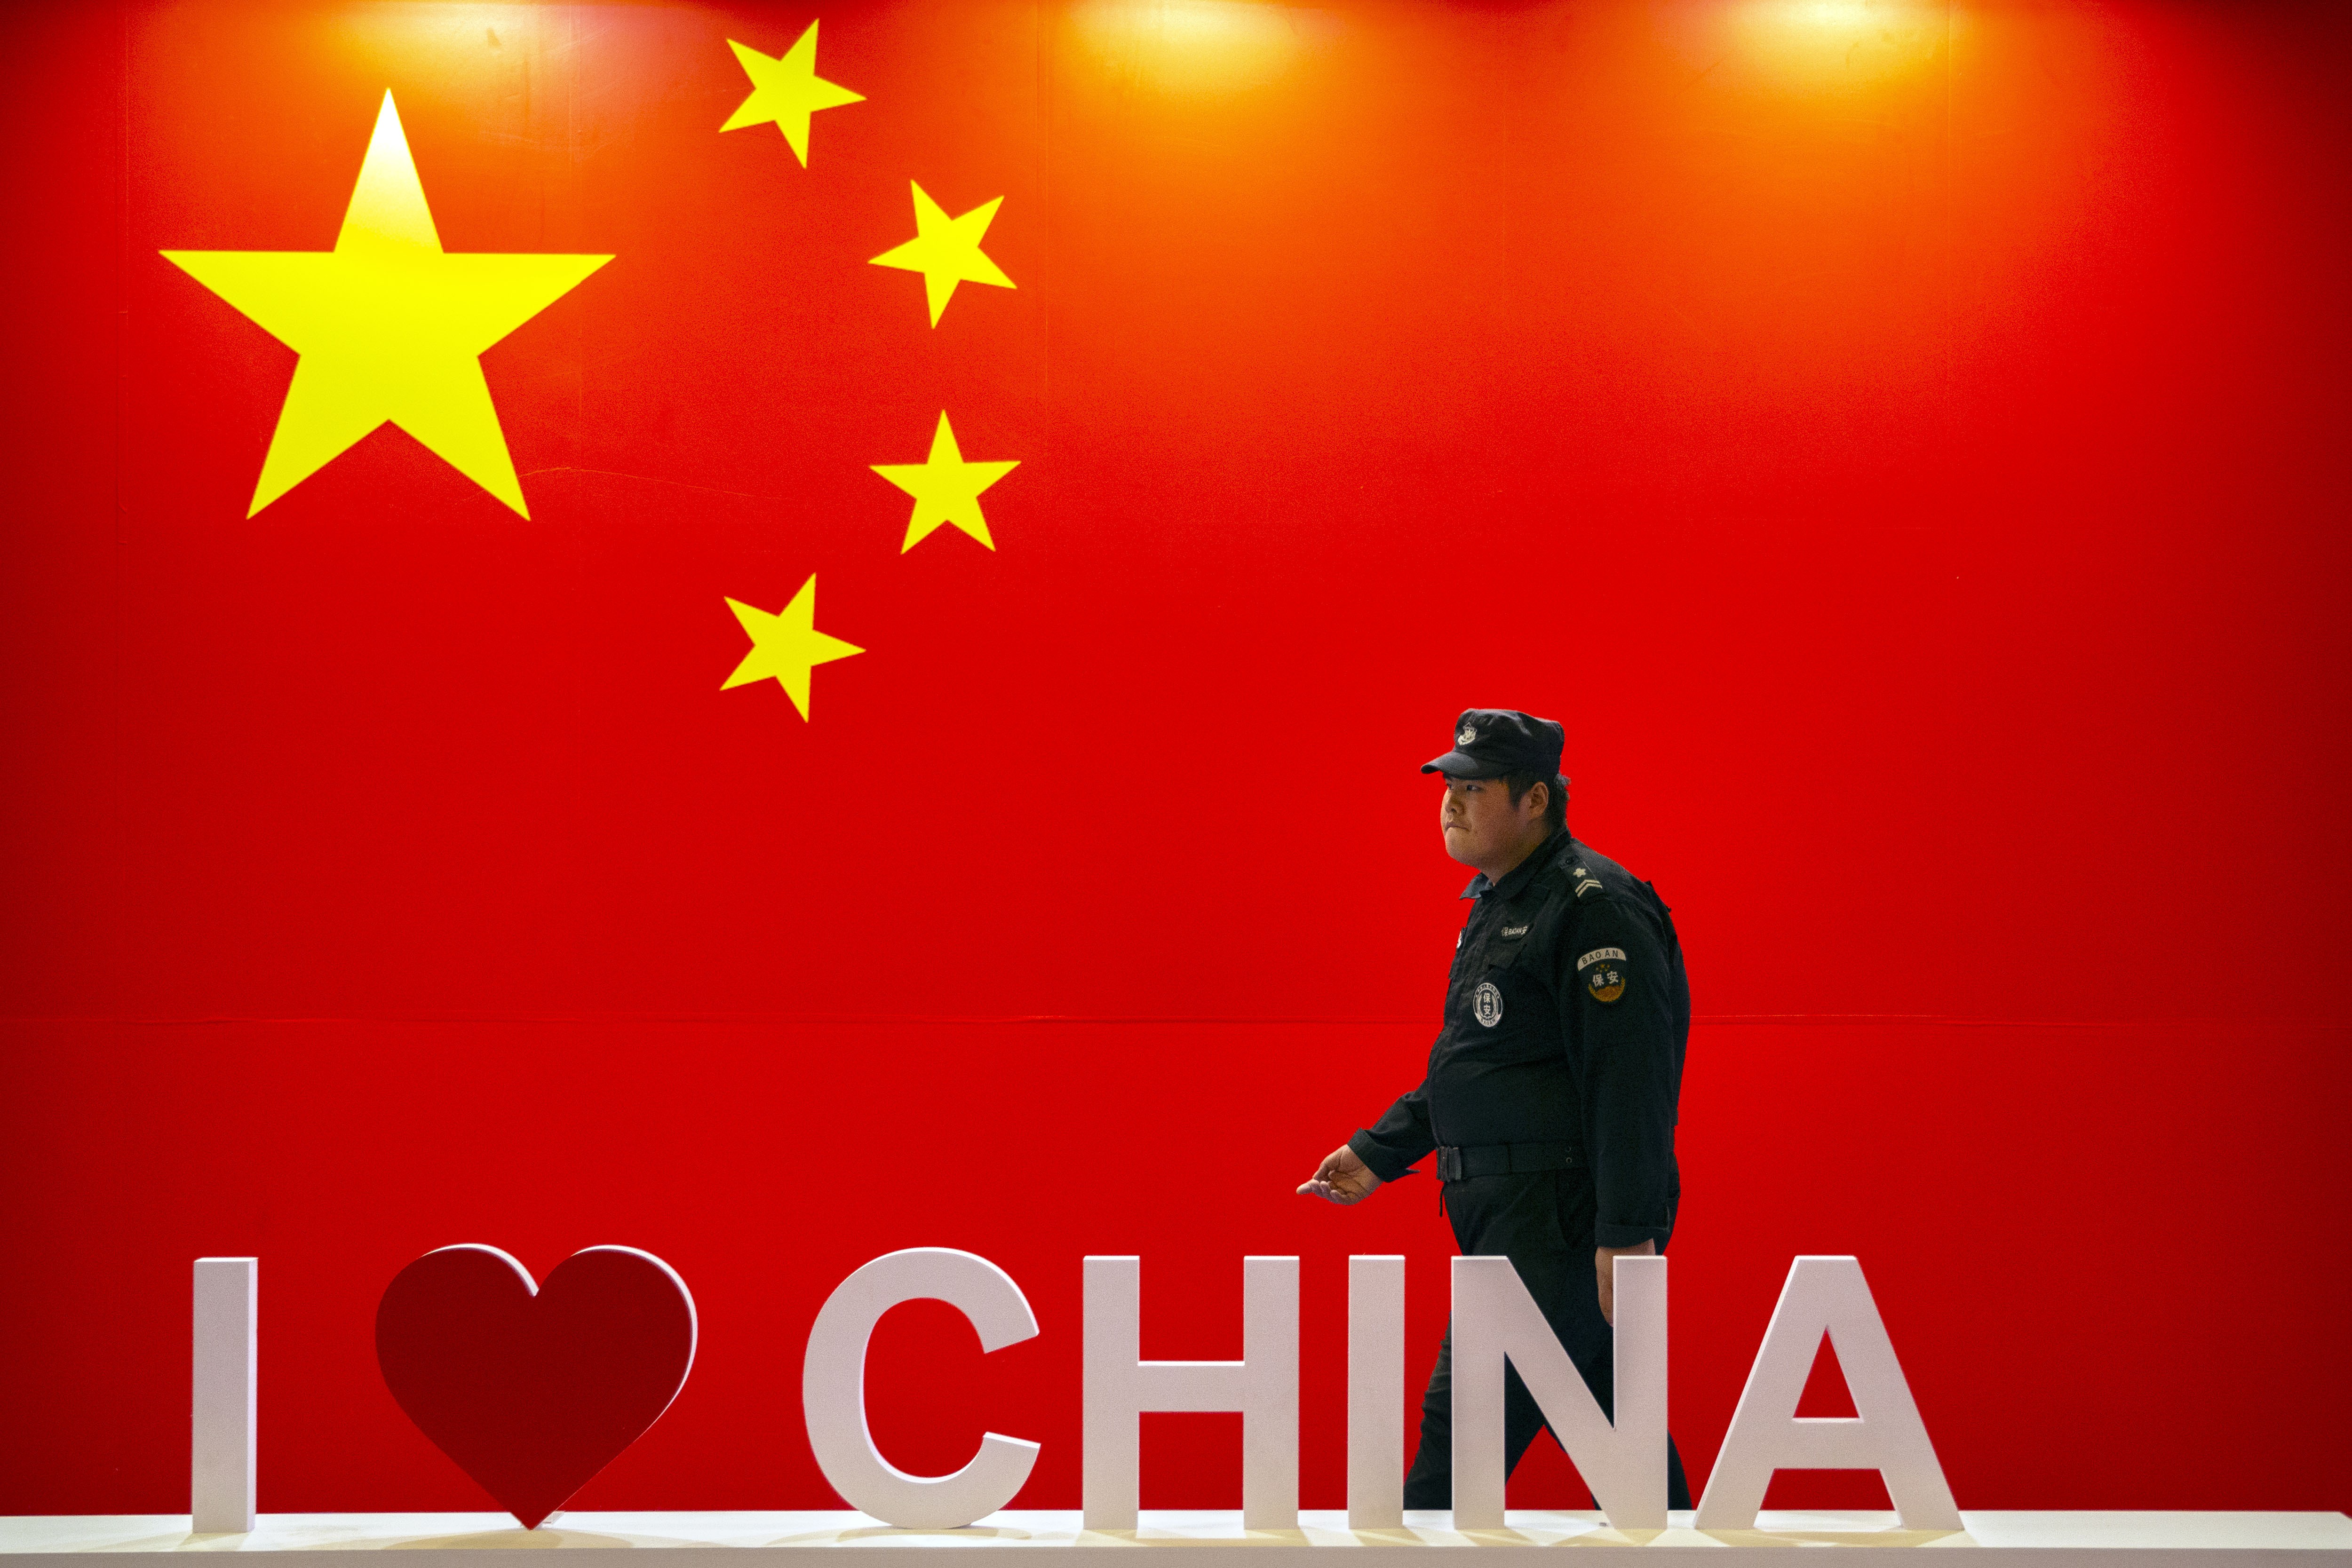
[2,0,2347,1520]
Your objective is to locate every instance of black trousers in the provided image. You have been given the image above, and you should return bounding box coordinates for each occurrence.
[1400,1169,1694,1512]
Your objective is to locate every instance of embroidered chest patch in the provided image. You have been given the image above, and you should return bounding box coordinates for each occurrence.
[1578,946,1628,1004]
[1472,980,1504,1027]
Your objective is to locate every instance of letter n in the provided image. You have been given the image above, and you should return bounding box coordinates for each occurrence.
[1450,1253,1668,1530]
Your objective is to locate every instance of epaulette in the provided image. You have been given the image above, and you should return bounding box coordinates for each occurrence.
[1569,862,1606,900]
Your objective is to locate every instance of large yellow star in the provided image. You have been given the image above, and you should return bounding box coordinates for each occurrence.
[871,412,1019,552]
[162,94,609,519]
[868,182,1014,327]
[720,21,864,166]
[722,576,864,720]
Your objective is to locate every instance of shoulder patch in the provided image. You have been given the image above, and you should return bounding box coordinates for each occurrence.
[1574,875,1605,899]
[1577,946,1629,1004]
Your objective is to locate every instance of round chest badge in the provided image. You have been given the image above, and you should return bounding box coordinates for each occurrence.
[1472,980,1504,1028]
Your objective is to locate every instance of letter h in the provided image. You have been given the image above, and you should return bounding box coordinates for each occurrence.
[1081,1256,1298,1530]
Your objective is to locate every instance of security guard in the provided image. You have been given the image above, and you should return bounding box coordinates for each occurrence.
[1297,708,1693,1511]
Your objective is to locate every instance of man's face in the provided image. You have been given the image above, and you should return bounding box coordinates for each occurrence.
[1438,774,1542,869]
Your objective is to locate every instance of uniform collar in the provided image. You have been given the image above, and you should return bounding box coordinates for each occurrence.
[1459,828,1571,902]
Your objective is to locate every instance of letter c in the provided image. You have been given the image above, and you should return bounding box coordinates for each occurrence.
[802,1247,1041,1528]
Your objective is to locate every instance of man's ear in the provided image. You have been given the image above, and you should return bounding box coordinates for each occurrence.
[1525,781,1549,821]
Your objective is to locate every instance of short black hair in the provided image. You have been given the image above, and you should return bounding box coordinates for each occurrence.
[1504,770,1568,834]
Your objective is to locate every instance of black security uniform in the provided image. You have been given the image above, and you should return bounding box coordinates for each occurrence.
[1348,711,1693,1510]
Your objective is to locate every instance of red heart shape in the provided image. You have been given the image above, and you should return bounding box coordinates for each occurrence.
[375,1244,697,1528]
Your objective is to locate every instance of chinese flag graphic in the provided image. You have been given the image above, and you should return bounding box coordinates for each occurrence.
[4,0,2349,1523]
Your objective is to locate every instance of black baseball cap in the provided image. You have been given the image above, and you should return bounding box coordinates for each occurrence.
[1422,708,1565,779]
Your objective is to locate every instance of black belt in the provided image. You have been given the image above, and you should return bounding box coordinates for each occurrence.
[1433,1141,1580,1182]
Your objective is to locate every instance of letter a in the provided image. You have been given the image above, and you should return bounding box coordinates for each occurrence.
[1694,1257,1961,1531]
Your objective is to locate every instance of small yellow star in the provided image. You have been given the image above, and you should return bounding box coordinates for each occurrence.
[722,576,864,720]
[871,412,1019,552]
[162,93,610,517]
[720,21,864,166]
[868,182,1014,327]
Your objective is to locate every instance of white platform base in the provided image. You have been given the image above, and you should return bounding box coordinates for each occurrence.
[3,1512,2349,1563]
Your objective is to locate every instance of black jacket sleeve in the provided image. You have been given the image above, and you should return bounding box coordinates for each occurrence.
[1349,1071,1436,1182]
[1560,895,1683,1249]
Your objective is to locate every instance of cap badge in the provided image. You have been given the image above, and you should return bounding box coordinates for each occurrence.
[1472,980,1503,1028]
[1457,726,1478,745]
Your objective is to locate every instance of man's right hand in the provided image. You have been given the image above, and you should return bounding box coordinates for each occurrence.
[1296,1142,1384,1205]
